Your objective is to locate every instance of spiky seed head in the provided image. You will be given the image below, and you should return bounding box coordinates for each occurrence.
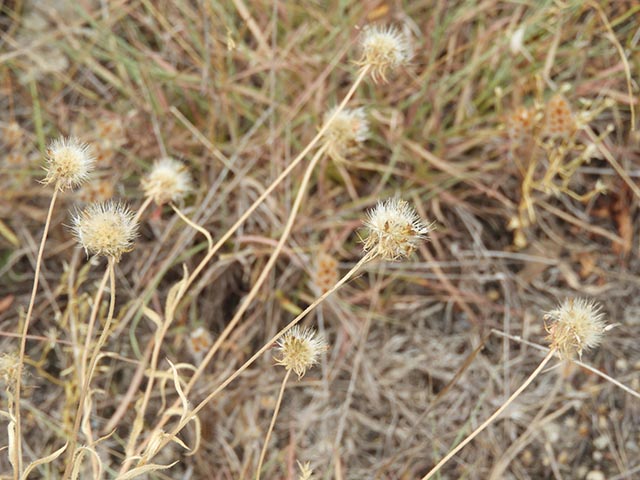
[141,157,193,205]
[71,201,139,261]
[544,298,607,359]
[323,106,369,160]
[43,137,94,190]
[275,326,328,379]
[358,25,411,83]
[363,198,431,261]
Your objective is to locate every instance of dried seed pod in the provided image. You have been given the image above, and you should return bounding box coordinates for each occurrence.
[543,94,575,139]
[544,298,607,358]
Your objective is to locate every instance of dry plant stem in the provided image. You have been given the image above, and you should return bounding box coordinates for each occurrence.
[420,349,555,480]
[183,65,369,296]
[124,142,329,470]
[124,66,370,469]
[335,266,384,449]
[14,186,59,479]
[134,195,153,223]
[84,258,117,391]
[121,203,208,459]
[587,0,635,131]
[137,252,375,468]
[102,338,155,434]
[62,258,115,480]
[170,203,212,249]
[256,369,292,480]
[491,329,640,400]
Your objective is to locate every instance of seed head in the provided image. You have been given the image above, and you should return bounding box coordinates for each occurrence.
[358,25,411,83]
[544,298,607,359]
[323,106,369,160]
[543,94,575,139]
[43,136,94,190]
[141,157,193,205]
[72,201,139,261]
[275,326,328,379]
[313,251,339,294]
[506,106,536,144]
[187,326,213,361]
[363,198,431,261]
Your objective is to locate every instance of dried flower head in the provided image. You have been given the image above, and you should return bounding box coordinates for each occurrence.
[544,298,607,358]
[313,251,339,294]
[43,137,94,190]
[275,326,328,379]
[363,198,431,261]
[141,157,193,205]
[358,25,411,83]
[506,106,536,144]
[187,326,213,361]
[323,106,369,160]
[72,201,138,261]
[543,94,575,139]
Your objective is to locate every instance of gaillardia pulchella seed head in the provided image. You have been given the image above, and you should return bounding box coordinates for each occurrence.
[43,136,95,190]
[275,326,328,379]
[358,25,411,83]
[141,157,193,205]
[544,297,607,358]
[363,198,431,261]
[71,201,139,261]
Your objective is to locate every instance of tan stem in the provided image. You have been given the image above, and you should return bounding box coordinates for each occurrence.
[14,187,59,479]
[120,65,370,474]
[170,203,212,250]
[420,349,556,480]
[491,329,640,400]
[123,142,327,472]
[134,252,374,470]
[256,369,292,480]
[63,258,115,480]
[134,196,153,223]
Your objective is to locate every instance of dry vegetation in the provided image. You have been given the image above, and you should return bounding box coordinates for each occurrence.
[1,0,639,479]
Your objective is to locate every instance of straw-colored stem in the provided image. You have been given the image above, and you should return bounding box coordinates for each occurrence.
[134,196,153,223]
[123,142,328,472]
[135,252,374,469]
[121,66,370,472]
[13,187,59,479]
[420,349,556,480]
[62,258,115,480]
[256,369,292,480]
[181,65,369,297]
[491,329,640,400]
[84,258,117,387]
[170,203,212,250]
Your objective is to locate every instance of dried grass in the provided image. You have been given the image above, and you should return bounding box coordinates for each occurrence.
[1,0,639,479]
